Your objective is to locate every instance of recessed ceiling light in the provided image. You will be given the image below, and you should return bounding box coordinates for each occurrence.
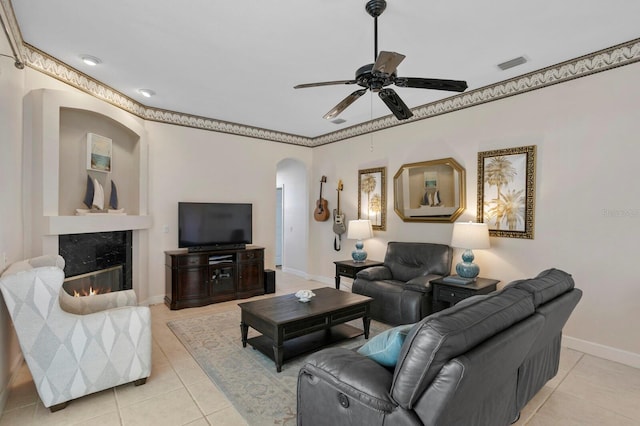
[80,55,102,66]
[138,89,156,98]
[331,118,346,124]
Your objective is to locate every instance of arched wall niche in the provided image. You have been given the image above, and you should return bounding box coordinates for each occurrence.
[59,107,141,215]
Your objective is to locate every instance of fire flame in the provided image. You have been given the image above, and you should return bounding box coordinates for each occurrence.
[72,286,110,297]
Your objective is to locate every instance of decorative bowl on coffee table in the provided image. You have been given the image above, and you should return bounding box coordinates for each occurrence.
[295,290,315,303]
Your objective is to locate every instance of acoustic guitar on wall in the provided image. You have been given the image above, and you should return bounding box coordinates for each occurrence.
[314,176,330,222]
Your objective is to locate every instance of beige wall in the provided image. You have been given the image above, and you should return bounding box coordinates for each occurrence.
[310,62,640,365]
[2,51,639,412]
[0,37,25,409]
[144,121,313,304]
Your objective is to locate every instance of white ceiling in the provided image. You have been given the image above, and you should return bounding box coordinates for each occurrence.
[10,0,640,138]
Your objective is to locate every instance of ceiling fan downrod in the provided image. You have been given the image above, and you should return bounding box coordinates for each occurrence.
[365,0,387,61]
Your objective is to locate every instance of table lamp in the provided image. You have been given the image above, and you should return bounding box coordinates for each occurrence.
[347,219,373,262]
[451,221,490,279]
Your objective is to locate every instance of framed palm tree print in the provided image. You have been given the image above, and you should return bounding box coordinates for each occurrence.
[477,145,536,239]
[358,167,386,231]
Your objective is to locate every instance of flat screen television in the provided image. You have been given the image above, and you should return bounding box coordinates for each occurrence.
[178,202,252,252]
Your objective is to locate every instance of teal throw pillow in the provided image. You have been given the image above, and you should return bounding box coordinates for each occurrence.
[357,323,414,367]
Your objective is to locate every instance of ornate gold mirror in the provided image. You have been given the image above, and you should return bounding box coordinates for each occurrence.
[393,157,466,222]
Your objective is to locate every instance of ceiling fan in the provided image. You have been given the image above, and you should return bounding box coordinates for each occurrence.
[294,0,468,121]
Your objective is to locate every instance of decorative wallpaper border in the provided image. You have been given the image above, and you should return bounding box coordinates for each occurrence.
[313,38,640,146]
[3,0,639,147]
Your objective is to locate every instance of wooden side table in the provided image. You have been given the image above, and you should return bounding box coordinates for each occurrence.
[333,259,384,289]
[430,276,500,312]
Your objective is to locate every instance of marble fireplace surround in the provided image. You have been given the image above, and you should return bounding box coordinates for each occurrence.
[59,231,133,294]
[23,89,152,302]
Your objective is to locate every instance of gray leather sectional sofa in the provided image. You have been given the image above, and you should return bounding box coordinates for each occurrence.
[297,269,582,426]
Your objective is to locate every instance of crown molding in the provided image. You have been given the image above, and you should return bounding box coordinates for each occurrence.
[313,38,640,146]
[3,0,638,147]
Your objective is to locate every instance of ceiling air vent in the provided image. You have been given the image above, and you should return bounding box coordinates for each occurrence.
[497,56,527,71]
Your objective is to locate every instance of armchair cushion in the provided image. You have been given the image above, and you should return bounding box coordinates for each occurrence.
[383,242,452,281]
[357,323,415,367]
[356,265,392,281]
[404,274,441,293]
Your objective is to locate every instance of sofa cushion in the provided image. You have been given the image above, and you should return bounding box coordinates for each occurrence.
[357,323,415,367]
[390,286,535,408]
[505,268,574,307]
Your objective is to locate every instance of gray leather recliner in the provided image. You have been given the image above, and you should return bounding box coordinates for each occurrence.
[352,242,452,325]
[297,269,582,426]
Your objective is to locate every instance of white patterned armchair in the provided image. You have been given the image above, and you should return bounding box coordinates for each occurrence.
[0,255,151,411]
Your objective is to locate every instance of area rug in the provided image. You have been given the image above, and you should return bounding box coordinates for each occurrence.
[167,309,387,425]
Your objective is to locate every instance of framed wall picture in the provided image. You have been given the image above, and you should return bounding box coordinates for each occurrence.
[477,145,536,239]
[87,133,112,173]
[358,167,386,231]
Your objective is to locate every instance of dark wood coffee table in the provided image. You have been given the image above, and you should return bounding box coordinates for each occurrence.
[238,287,372,372]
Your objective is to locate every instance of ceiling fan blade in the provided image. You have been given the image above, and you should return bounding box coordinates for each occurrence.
[373,51,405,75]
[294,80,357,89]
[395,77,468,92]
[378,88,413,120]
[323,89,368,120]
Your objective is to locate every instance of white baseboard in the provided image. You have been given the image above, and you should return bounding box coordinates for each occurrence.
[306,274,335,287]
[563,335,640,369]
[280,267,311,280]
[140,294,166,306]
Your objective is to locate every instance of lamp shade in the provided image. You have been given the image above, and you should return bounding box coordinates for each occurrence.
[347,220,373,240]
[451,222,490,249]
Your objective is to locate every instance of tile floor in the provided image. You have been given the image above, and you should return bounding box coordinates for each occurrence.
[1,270,639,425]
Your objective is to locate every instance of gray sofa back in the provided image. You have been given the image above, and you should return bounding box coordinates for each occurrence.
[505,268,583,410]
[384,242,452,282]
[391,286,535,408]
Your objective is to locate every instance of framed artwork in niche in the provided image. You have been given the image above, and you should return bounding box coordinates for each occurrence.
[477,145,536,239]
[358,167,386,231]
[87,133,112,173]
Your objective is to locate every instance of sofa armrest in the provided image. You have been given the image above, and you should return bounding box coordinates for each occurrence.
[404,274,442,293]
[356,266,392,281]
[298,347,396,412]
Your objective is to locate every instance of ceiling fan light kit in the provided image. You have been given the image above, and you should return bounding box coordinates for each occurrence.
[295,0,468,121]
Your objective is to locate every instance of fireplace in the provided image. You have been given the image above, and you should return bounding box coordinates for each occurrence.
[62,265,123,296]
[59,231,132,295]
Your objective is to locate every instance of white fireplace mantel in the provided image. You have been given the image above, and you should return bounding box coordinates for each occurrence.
[45,215,153,235]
